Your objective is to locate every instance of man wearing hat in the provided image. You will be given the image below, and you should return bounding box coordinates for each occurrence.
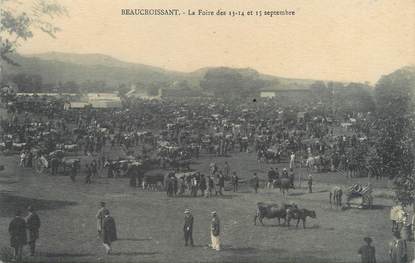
[96,202,109,236]
[307,174,313,193]
[358,237,376,263]
[231,172,239,192]
[102,210,117,255]
[252,173,259,193]
[389,231,408,263]
[210,211,221,251]
[183,209,194,246]
[26,206,41,256]
[8,210,27,262]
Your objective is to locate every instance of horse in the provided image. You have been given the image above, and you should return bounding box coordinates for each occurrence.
[286,208,317,228]
[306,156,320,171]
[329,186,343,208]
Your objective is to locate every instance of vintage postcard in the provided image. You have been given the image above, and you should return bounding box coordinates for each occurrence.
[0,0,414,262]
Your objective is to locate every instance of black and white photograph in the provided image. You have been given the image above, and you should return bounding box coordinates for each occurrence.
[0,0,414,262]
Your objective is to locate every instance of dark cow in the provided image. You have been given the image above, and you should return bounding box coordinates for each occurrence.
[254,202,295,226]
[168,159,191,171]
[286,208,316,228]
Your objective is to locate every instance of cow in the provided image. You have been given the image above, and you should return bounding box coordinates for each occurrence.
[254,202,295,226]
[286,208,316,229]
[167,159,191,171]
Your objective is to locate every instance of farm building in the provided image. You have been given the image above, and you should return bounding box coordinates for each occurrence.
[65,93,122,109]
[259,90,276,98]
[160,88,203,98]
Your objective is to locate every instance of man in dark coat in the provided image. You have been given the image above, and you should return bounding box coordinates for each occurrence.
[183,209,194,246]
[165,175,173,197]
[26,206,41,256]
[96,202,109,236]
[217,173,225,196]
[9,210,27,262]
[358,237,376,263]
[199,174,207,197]
[231,172,239,192]
[85,164,92,184]
[308,174,313,193]
[253,173,259,193]
[91,159,98,177]
[70,162,78,182]
[102,210,117,255]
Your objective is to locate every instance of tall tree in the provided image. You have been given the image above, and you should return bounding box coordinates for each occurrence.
[11,73,42,92]
[0,0,67,65]
[374,67,415,206]
[200,67,266,99]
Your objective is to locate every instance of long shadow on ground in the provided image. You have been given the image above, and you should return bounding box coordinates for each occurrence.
[0,193,77,217]
[41,252,93,257]
[117,238,152,242]
[111,251,158,256]
[221,246,336,263]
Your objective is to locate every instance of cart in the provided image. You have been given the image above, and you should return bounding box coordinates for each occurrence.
[345,184,373,209]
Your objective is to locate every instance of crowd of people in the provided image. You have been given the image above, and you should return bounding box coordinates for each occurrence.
[0,92,378,185]
[3,91,412,262]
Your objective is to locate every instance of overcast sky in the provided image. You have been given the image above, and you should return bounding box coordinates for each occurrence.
[17,0,415,83]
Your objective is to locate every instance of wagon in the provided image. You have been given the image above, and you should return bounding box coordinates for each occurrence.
[345,184,373,209]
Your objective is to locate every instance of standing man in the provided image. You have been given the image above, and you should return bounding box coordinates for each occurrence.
[358,237,376,263]
[253,173,259,193]
[8,210,27,262]
[218,172,225,196]
[183,209,194,246]
[223,161,230,179]
[206,175,214,198]
[165,174,172,197]
[412,211,415,245]
[267,168,275,189]
[289,168,295,189]
[308,174,313,193]
[389,231,408,263]
[210,211,221,251]
[231,172,239,192]
[26,206,41,256]
[91,159,98,177]
[96,202,109,236]
[85,164,92,184]
[199,174,207,197]
[290,152,296,169]
[70,161,78,182]
[102,210,117,255]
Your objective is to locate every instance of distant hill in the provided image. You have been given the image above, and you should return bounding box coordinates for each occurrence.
[3,52,322,90]
[3,53,188,87]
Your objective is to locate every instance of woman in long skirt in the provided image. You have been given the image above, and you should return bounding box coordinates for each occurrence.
[210,211,221,251]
